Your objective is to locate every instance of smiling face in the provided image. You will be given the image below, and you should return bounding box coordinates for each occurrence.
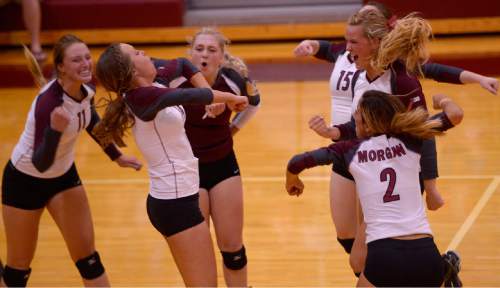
[190,34,224,79]
[57,42,92,84]
[345,24,379,70]
[119,43,156,84]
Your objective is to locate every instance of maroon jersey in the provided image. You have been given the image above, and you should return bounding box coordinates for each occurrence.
[180,67,260,163]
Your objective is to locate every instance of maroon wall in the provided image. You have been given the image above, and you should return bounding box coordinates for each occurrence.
[0,0,184,31]
[364,0,500,19]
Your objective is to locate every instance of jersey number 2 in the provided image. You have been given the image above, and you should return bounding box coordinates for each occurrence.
[380,167,400,203]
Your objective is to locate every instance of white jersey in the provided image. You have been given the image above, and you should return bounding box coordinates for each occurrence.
[313,41,357,126]
[124,83,213,200]
[351,70,392,115]
[11,79,95,178]
[289,111,457,243]
[349,135,431,243]
[329,51,358,125]
[289,133,435,243]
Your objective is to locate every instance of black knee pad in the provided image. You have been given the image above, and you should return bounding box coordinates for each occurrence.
[75,251,105,280]
[3,265,32,287]
[221,245,247,270]
[337,237,355,254]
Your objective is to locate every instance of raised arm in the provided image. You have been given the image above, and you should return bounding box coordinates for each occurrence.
[32,106,68,172]
[293,40,320,57]
[422,63,498,95]
[294,40,346,63]
[459,70,498,95]
[127,86,247,122]
[431,94,464,127]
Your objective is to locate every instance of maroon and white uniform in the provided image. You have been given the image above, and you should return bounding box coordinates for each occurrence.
[175,67,261,163]
[124,84,213,199]
[10,79,120,178]
[315,40,464,126]
[335,61,463,180]
[315,41,357,125]
[288,112,454,243]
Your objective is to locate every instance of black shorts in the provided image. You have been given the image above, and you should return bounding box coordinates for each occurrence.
[199,150,240,191]
[2,160,82,210]
[146,193,204,237]
[364,237,445,287]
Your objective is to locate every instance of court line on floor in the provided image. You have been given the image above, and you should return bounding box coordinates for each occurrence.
[446,176,500,251]
[84,174,499,184]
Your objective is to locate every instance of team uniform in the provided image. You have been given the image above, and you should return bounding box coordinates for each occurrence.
[129,57,219,236]
[287,112,455,287]
[170,66,260,190]
[335,60,463,183]
[125,83,214,236]
[2,79,121,209]
[314,41,464,254]
[314,40,464,126]
[314,41,356,125]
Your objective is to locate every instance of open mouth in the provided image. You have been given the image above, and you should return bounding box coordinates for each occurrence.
[80,71,91,77]
[201,62,208,67]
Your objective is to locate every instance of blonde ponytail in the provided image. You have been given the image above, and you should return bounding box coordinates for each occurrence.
[22,44,47,87]
[390,108,442,139]
[374,13,432,76]
[224,52,249,78]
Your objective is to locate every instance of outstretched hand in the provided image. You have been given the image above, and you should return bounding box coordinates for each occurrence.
[479,76,499,95]
[115,154,143,171]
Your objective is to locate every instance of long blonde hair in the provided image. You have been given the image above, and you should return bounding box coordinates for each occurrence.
[359,90,442,139]
[189,27,249,78]
[93,43,135,147]
[376,13,432,76]
[348,10,432,76]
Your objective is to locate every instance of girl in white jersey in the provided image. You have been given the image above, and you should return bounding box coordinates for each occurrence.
[1,34,142,287]
[286,90,463,287]
[293,1,499,265]
[93,42,248,286]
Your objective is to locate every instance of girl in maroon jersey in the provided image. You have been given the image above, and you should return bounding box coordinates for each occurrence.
[167,27,261,287]
[1,34,142,287]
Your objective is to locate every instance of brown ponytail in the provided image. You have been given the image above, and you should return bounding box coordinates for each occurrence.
[93,43,135,147]
[359,90,443,139]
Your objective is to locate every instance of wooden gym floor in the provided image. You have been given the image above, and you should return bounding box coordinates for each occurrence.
[0,74,499,286]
